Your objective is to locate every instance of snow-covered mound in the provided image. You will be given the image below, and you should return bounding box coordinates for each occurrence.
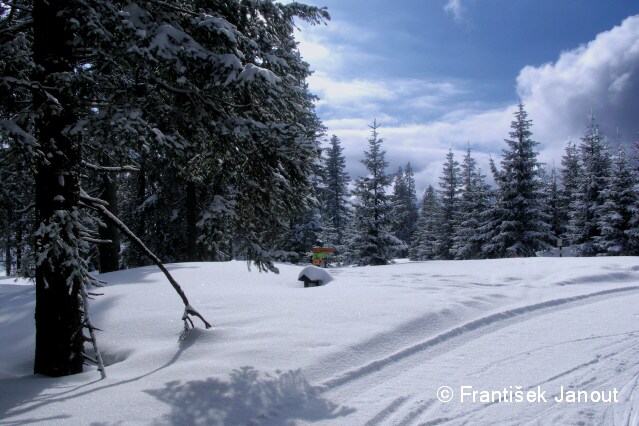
[2,258,639,425]
[298,265,334,285]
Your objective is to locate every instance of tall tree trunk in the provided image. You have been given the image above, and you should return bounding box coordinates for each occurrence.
[4,235,10,277]
[98,172,120,272]
[130,162,147,267]
[5,207,12,276]
[15,223,23,271]
[186,181,198,261]
[33,0,85,377]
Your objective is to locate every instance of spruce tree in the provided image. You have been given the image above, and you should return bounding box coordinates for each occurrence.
[348,121,403,265]
[390,164,418,256]
[434,149,461,259]
[321,135,351,247]
[453,147,492,259]
[410,186,441,260]
[489,102,551,257]
[597,145,637,255]
[404,163,419,234]
[544,167,565,244]
[560,142,581,240]
[567,114,612,256]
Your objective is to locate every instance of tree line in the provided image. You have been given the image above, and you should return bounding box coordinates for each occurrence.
[312,103,639,265]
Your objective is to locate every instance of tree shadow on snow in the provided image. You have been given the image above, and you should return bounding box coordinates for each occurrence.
[145,366,355,425]
[0,318,196,425]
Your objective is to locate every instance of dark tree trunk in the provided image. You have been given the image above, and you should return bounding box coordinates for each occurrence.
[129,162,147,267]
[186,181,198,261]
[4,207,12,276]
[32,0,85,377]
[98,172,120,273]
[4,235,10,277]
[15,223,23,271]
[136,163,146,236]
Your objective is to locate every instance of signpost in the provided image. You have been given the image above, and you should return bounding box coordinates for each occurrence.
[557,238,563,258]
[312,247,336,268]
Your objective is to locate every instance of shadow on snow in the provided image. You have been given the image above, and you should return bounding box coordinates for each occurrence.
[144,366,355,425]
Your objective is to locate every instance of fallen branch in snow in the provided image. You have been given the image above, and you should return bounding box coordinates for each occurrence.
[80,189,212,330]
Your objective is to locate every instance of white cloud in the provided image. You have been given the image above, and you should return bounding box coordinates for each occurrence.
[516,14,639,151]
[444,0,465,22]
[294,19,377,75]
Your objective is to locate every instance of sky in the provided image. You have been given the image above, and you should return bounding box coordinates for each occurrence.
[286,0,639,193]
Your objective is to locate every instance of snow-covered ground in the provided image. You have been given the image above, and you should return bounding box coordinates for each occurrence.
[1,257,639,425]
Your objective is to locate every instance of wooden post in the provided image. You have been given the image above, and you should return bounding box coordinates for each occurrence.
[557,238,563,258]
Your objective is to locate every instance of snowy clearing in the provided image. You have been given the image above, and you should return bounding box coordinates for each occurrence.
[1,257,639,425]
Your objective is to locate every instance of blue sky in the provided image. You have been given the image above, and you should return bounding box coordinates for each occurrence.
[288,0,639,191]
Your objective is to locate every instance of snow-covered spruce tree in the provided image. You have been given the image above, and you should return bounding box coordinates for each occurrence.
[476,162,502,259]
[320,135,351,247]
[390,163,418,256]
[404,163,419,229]
[469,168,495,258]
[560,142,581,240]
[434,149,461,260]
[567,115,612,256]
[544,167,565,244]
[596,145,638,255]
[628,140,639,255]
[489,103,551,257]
[348,121,403,265]
[410,185,441,260]
[0,0,328,377]
[452,147,492,259]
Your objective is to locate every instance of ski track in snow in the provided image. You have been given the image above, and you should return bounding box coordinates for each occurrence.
[318,286,639,392]
[310,285,639,426]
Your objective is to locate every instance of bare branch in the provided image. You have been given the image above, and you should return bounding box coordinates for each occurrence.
[14,203,35,214]
[80,191,110,207]
[83,161,139,173]
[81,237,113,244]
[80,189,213,329]
[147,0,198,17]
[79,281,106,379]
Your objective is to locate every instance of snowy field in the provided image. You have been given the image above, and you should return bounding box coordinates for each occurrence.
[1,257,639,425]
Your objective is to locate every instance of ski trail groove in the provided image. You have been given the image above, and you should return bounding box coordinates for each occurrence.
[320,285,639,391]
[363,396,409,426]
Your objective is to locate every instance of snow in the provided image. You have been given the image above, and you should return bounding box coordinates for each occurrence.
[1,257,639,425]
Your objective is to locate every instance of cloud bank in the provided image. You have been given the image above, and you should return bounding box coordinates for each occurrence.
[518,14,639,157]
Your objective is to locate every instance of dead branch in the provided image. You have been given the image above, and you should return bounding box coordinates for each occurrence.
[79,189,212,329]
[83,161,139,173]
[79,281,106,379]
